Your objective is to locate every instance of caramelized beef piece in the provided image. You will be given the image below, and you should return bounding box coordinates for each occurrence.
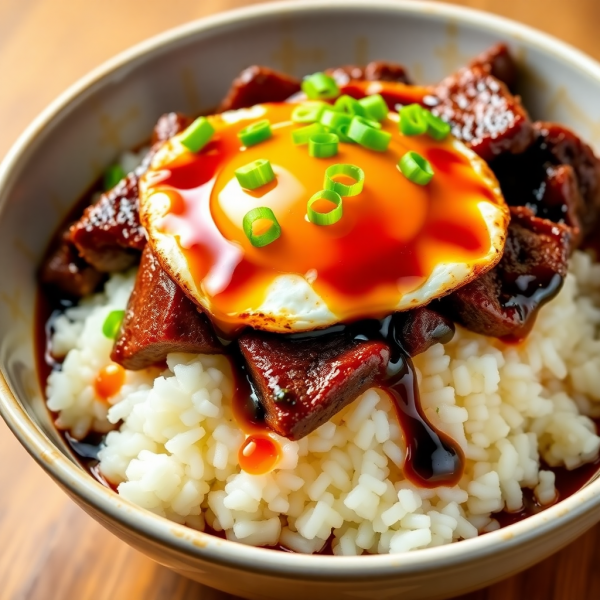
[151,112,192,146]
[217,66,301,112]
[70,112,192,273]
[327,61,411,86]
[491,122,600,245]
[111,246,223,370]
[70,173,146,272]
[469,43,518,91]
[537,122,600,234]
[395,307,455,356]
[239,331,390,440]
[39,228,104,297]
[425,65,534,161]
[440,207,571,340]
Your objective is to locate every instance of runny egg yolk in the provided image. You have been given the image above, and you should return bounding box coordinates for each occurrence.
[140,94,508,335]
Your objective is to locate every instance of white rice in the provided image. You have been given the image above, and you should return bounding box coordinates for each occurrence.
[46,250,600,555]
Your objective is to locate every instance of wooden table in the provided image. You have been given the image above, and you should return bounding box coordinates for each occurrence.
[2,0,600,598]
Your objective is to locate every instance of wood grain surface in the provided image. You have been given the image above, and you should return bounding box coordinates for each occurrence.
[2,1,600,598]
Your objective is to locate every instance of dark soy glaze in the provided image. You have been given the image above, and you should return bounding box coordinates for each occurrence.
[236,316,463,488]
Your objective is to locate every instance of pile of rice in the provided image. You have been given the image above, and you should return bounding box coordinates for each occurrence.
[46,250,600,555]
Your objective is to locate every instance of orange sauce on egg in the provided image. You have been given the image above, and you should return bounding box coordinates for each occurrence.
[142,101,503,334]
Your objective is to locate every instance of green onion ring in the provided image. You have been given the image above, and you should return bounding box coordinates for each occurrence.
[102,310,125,339]
[179,116,215,153]
[399,104,429,136]
[291,102,327,123]
[103,164,125,191]
[237,119,272,146]
[398,151,434,185]
[235,159,276,190]
[307,190,343,226]
[347,116,391,151]
[301,72,340,100]
[358,94,389,122]
[292,122,325,145]
[423,110,452,140]
[324,164,365,196]
[334,95,366,117]
[309,133,339,158]
[243,207,282,247]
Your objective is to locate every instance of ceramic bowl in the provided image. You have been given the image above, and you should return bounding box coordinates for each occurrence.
[2,1,600,599]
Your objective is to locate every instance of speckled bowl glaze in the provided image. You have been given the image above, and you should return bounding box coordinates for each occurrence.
[1,1,600,598]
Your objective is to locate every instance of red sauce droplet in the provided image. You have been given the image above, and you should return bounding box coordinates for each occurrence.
[239,434,281,475]
[94,363,126,401]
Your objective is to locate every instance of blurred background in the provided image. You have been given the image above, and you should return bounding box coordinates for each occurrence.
[1,1,600,599]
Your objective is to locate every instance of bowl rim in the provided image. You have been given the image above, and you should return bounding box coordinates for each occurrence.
[2,0,600,581]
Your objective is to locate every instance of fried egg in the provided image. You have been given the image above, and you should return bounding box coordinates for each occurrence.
[139,102,509,334]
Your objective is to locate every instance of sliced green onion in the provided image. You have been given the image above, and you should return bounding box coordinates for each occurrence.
[179,116,215,153]
[243,207,281,247]
[347,116,391,152]
[307,190,343,226]
[102,310,125,339]
[324,164,365,197]
[103,164,125,191]
[399,104,428,136]
[319,110,354,142]
[292,123,325,145]
[309,133,339,158]
[423,110,451,141]
[334,95,366,117]
[302,72,340,100]
[398,151,434,185]
[291,102,327,123]
[238,119,272,146]
[235,159,275,190]
[358,94,389,122]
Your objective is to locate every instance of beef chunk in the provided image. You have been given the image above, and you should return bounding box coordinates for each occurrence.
[536,122,600,234]
[491,122,600,245]
[111,246,223,370]
[217,66,301,112]
[39,228,104,298]
[70,112,192,273]
[327,60,411,86]
[70,173,146,272]
[151,112,192,147]
[440,207,571,340]
[425,65,534,161]
[238,331,390,440]
[469,43,518,91]
[395,307,455,356]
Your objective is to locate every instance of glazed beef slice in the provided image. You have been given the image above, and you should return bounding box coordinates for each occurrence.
[39,227,104,297]
[327,60,411,85]
[111,246,223,370]
[218,66,301,112]
[491,122,600,245]
[69,112,191,273]
[70,173,146,272]
[426,64,533,161]
[440,207,570,340]
[469,43,518,91]
[394,307,455,356]
[239,331,390,440]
